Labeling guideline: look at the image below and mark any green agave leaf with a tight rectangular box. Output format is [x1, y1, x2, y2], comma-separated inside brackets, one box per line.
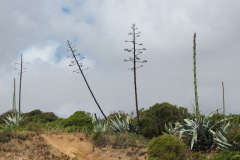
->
[193, 129, 198, 143]
[191, 135, 195, 150]
[3, 112, 26, 126]
[164, 109, 232, 151]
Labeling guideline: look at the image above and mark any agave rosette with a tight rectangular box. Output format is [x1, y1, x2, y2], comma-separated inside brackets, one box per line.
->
[164, 109, 232, 150]
[4, 112, 26, 126]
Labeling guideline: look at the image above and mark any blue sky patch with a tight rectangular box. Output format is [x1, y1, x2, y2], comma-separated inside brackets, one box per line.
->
[56, 46, 66, 61]
[62, 7, 71, 14]
[84, 17, 95, 25]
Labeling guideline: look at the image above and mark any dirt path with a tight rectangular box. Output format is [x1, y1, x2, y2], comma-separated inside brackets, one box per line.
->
[42, 133, 98, 160]
[42, 133, 148, 160]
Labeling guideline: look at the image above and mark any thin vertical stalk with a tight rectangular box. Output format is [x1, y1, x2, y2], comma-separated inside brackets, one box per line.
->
[19, 54, 23, 114]
[94, 113, 99, 123]
[132, 26, 140, 124]
[193, 33, 199, 116]
[222, 81, 225, 115]
[13, 78, 16, 113]
[124, 24, 146, 125]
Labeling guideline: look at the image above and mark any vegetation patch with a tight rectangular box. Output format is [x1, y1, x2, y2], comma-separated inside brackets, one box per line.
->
[148, 134, 189, 160]
[138, 102, 192, 138]
[60, 111, 93, 132]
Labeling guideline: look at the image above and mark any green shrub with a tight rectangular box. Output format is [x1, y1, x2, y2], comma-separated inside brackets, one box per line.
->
[211, 114, 240, 127]
[208, 150, 240, 160]
[65, 126, 89, 132]
[234, 133, 240, 148]
[44, 119, 64, 129]
[92, 131, 110, 147]
[23, 109, 59, 124]
[191, 152, 207, 160]
[226, 125, 240, 151]
[112, 132, 146, 149]
[27, 109, 42, 116]
[60, 111, 93, 131]
[138, 102, 192, 138]
[15, 132, 30, 141]
[228, 114, 240, 126]
[210, 114, 226, 124]
[0, 129, 13, 143]
[146, 158, 159, 160]
[25, 122, 42, 132]
[148, 134, 189, 160]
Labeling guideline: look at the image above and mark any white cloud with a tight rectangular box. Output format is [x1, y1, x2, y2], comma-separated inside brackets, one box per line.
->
[22, 42, 60, 63]
[1, 0, 240, 117]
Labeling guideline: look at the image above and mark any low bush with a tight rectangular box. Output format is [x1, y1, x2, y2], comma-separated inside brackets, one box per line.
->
[211, 113, 240, 127]
[25, 122, 42, 132]
[44, 119, 64, 130]
[190, 152, 207, 160]
[146, 158, 159, 160]
[60, 111, 93, 132]
[226, 125, 240, 151]
[138, 102, 192, 138]
[92, 131, 146, 149]
[0, 127, 32, 143]
[22, 109, 59, 124]
[65, 126, 90, 132]
[112, 132, 146, 149]
[148, 134, 189, 160]
[92, 131, 110, 147]
[0, 129, 13, 143]
[208, 150, 240, 160]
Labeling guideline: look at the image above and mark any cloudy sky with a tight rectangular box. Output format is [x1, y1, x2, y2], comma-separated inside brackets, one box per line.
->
[1, 0, 240, 118]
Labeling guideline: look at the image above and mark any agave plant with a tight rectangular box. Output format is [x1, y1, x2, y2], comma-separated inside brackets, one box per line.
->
[92, 112, 136, 133]
[4, 112, 26, 126]
[92, 119, 109, 133]
[109, 113, 136, 133]
[209, 122, 232, 149]
[164, 109, 232, 150]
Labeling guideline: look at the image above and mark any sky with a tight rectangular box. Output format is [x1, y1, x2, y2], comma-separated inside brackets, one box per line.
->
[0, 0, 240, 118]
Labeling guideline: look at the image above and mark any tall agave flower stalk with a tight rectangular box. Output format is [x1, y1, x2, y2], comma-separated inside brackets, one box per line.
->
[66, 40, 107, 120]
[4, 79, 26, 127]
[193, 33, 200, 116]
[124, 24, 147, 125]
[222, 81, 225, 115]
[164, 33, 232, 151]
[12, 78, 16, 113]
[15, 54, 28, 114]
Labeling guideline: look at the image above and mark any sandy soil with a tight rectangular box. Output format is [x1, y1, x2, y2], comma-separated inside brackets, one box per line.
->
[42, 133, 148, 160]
[0, 132, 70, 160]
[0, 132, 148, 160]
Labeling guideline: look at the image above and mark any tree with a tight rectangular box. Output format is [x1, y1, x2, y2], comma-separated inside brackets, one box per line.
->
[66, 41, 107, 120]
[124, 24, 147, 125]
